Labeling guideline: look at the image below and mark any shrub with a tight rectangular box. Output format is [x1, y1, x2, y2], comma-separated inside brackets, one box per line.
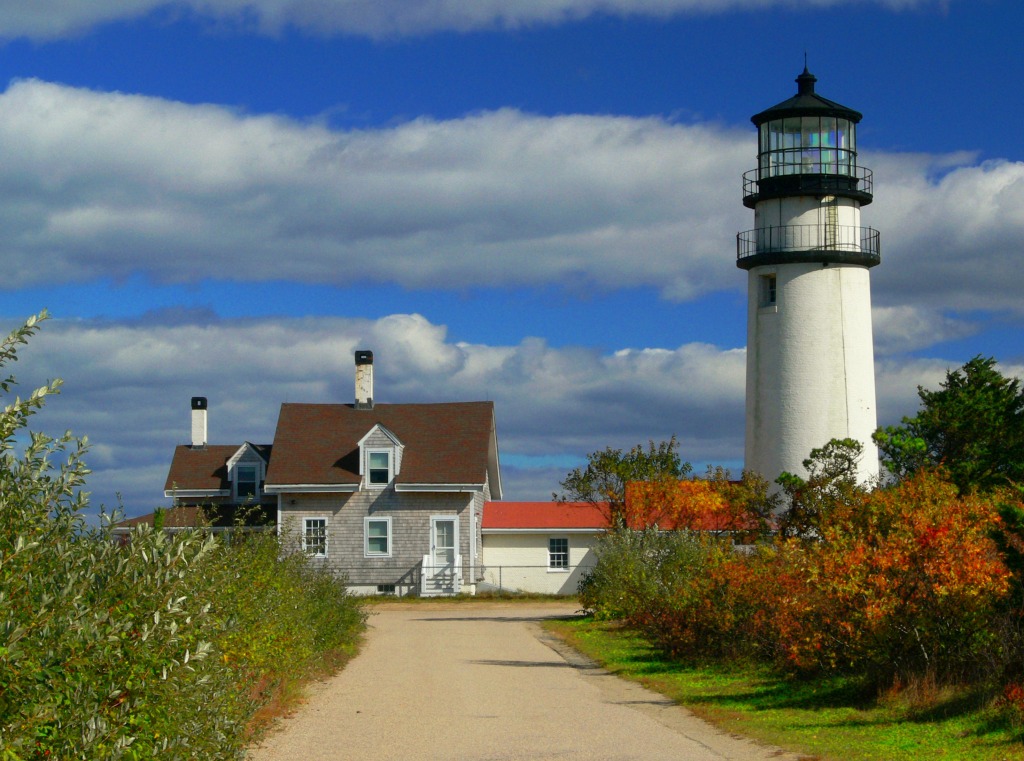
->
[579, 528, 676, 621]
[0, 314, 366, 759]
[785, 471, 1011, 682]
[581, 465, 1013, 690]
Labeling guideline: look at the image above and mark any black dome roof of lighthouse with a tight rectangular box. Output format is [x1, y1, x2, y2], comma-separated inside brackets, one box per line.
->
[751, 68, 862, 125]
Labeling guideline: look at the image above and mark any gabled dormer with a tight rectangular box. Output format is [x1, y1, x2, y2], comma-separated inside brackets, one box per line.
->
[226, 442, 271, 501]
[356, 424, 404, 489]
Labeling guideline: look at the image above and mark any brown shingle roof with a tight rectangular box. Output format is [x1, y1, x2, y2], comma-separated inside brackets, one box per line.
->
[265, 402, 495, 487]
[114, 504, 275, 530]
[117, 506, 208, 529]
[163, 443, 271, 494]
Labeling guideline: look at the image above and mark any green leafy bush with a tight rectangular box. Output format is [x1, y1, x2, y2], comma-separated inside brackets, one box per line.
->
[0, 314, 366, 759]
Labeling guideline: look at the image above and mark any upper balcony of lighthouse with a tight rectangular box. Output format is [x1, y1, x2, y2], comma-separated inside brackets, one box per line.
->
[742, 68, 873, 209]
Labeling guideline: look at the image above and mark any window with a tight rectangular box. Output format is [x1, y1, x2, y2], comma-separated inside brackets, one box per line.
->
[548, 538, 569, 570]
[376, 584, 397, 595]
[303, 518, 327, 557]
[759, 274, 777, 308]
[235, 464, 258, 500]
[367, 450, 391, 487]
[365, 517, 392, 557]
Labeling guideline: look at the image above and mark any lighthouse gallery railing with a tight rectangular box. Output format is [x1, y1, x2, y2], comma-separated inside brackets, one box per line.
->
[737, 224, 880, 262]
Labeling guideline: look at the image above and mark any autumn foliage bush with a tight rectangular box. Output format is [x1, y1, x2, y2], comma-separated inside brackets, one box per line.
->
[582, 469, 1019, 689]
[778, 472, 1011, 681]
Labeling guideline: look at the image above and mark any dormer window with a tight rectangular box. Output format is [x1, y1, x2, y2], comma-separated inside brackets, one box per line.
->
[358, 424, 403, 491]
[236, 464, 259, 499]
[368, 451, 391, 486]
[227, 442, 268, 502]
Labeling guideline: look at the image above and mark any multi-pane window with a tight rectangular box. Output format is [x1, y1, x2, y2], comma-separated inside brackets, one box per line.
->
[548, 538, 569, 570]
[365, 517, 391, 557]
[368, 451, 391, 486]
[236, 464, 258, 500]
[303, 518, 327, 557]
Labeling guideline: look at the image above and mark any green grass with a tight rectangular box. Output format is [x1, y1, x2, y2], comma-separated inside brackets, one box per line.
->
[544, 617, 1024, 761]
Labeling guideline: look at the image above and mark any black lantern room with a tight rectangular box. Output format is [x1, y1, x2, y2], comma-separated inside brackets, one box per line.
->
[742, 67, 873, 209]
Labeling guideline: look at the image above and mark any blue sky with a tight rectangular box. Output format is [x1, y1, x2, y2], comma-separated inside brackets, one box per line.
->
[2, 0, 1022, 515]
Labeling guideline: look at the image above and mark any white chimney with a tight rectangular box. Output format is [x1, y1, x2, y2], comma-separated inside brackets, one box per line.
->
[191, 396, 208, 447]
[355, 351, 373, 410]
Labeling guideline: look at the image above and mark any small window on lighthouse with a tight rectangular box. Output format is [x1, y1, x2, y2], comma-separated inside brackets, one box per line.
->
[759, 275, 777, 307]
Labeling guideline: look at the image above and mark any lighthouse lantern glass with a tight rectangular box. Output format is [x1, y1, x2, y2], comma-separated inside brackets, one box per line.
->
[759, 116, 856, 178]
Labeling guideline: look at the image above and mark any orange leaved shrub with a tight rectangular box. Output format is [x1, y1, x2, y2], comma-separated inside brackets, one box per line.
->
[583, 469, 1015, 685]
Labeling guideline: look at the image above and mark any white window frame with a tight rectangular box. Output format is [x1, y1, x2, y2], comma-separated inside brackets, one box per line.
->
[366, 448, 393, 488]
[548, 537, 569, 571]
[365, 516, 392, 558]
[303, 517, 328, 558]
[234, 463, 260, 502]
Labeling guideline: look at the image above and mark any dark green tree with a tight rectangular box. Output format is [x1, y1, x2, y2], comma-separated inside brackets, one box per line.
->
[556, 436, 691, 527]
[873, 356, 1024, 493]
[776, 438, 866, 538]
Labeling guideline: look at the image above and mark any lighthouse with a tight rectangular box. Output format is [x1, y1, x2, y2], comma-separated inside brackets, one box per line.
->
[738, 68, 880, 485]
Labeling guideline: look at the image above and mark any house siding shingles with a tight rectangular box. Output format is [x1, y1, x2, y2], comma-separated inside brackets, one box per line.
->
[280, 488, 480, 593]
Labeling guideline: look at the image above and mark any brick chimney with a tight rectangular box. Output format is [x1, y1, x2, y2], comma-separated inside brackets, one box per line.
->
[191, 397, 208, 448]
[355, 351, 373, 410]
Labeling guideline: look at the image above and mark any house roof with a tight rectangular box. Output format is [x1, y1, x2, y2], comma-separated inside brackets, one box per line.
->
[482, 501, 608, 531]
[624, 480, 763, 532]
[114, 503, 275, 531]
[117, 506, 207, 530]
[264, 401, 501, 496]
[163, 443, 272, 495]
[483, 482, 764, 533]
[164, 444, 237, 494]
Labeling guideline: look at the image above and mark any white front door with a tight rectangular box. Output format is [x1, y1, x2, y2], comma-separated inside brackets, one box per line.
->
[426, 517, 458, 595]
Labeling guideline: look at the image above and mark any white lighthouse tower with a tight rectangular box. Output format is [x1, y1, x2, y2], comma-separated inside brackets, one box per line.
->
[739, 68, 880, 485]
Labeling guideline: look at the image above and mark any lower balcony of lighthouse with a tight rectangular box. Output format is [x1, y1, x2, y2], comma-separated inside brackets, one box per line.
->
[736, 224, 880, 270]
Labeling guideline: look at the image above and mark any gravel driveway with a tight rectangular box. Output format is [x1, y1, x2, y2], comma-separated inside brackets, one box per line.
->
[247, 602, 804, 761]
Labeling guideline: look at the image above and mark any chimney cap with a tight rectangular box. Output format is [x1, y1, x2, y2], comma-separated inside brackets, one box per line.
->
[355, 350, 373, 365]
[191, 396, 208, 410]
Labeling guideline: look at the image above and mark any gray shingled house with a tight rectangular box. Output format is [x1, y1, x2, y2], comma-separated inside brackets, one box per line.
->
[160, 351, 502, 596]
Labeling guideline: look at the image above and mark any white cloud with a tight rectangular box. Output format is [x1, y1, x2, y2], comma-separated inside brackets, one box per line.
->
[869, 152, 1024, 314]
[8, 77, 1024, 331]
[871, 305, 978, 356]
[0, 79, 749, 299]
[0, 0, 955, 41]
[8, 311, 984, 515]
[10, 312, 747, 512]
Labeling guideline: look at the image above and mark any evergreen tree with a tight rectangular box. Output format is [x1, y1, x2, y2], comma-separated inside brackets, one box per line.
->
[874, 356, 1024, 493]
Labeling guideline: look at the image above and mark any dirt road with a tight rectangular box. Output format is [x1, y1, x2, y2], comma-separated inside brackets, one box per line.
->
[247, 602, 803, 761]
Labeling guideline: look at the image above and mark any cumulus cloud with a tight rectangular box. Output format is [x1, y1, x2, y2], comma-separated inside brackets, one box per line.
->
[868, 152, 1024, 314]
[871, 305, 978, 356]
[6, 78, 1024, 331]
[7, 311, 996, 516]
[0, 79, 748, 300]
[11, 312, 747, 513]
[0, 0, 955, 41]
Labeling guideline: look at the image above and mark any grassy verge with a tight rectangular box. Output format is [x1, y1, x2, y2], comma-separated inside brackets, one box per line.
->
[246, 638, 363, 738]
[543, 617, 1024, 761]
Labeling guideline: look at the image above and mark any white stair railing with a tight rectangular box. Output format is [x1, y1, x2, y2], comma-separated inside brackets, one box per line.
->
[420, 554, 462, 596]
